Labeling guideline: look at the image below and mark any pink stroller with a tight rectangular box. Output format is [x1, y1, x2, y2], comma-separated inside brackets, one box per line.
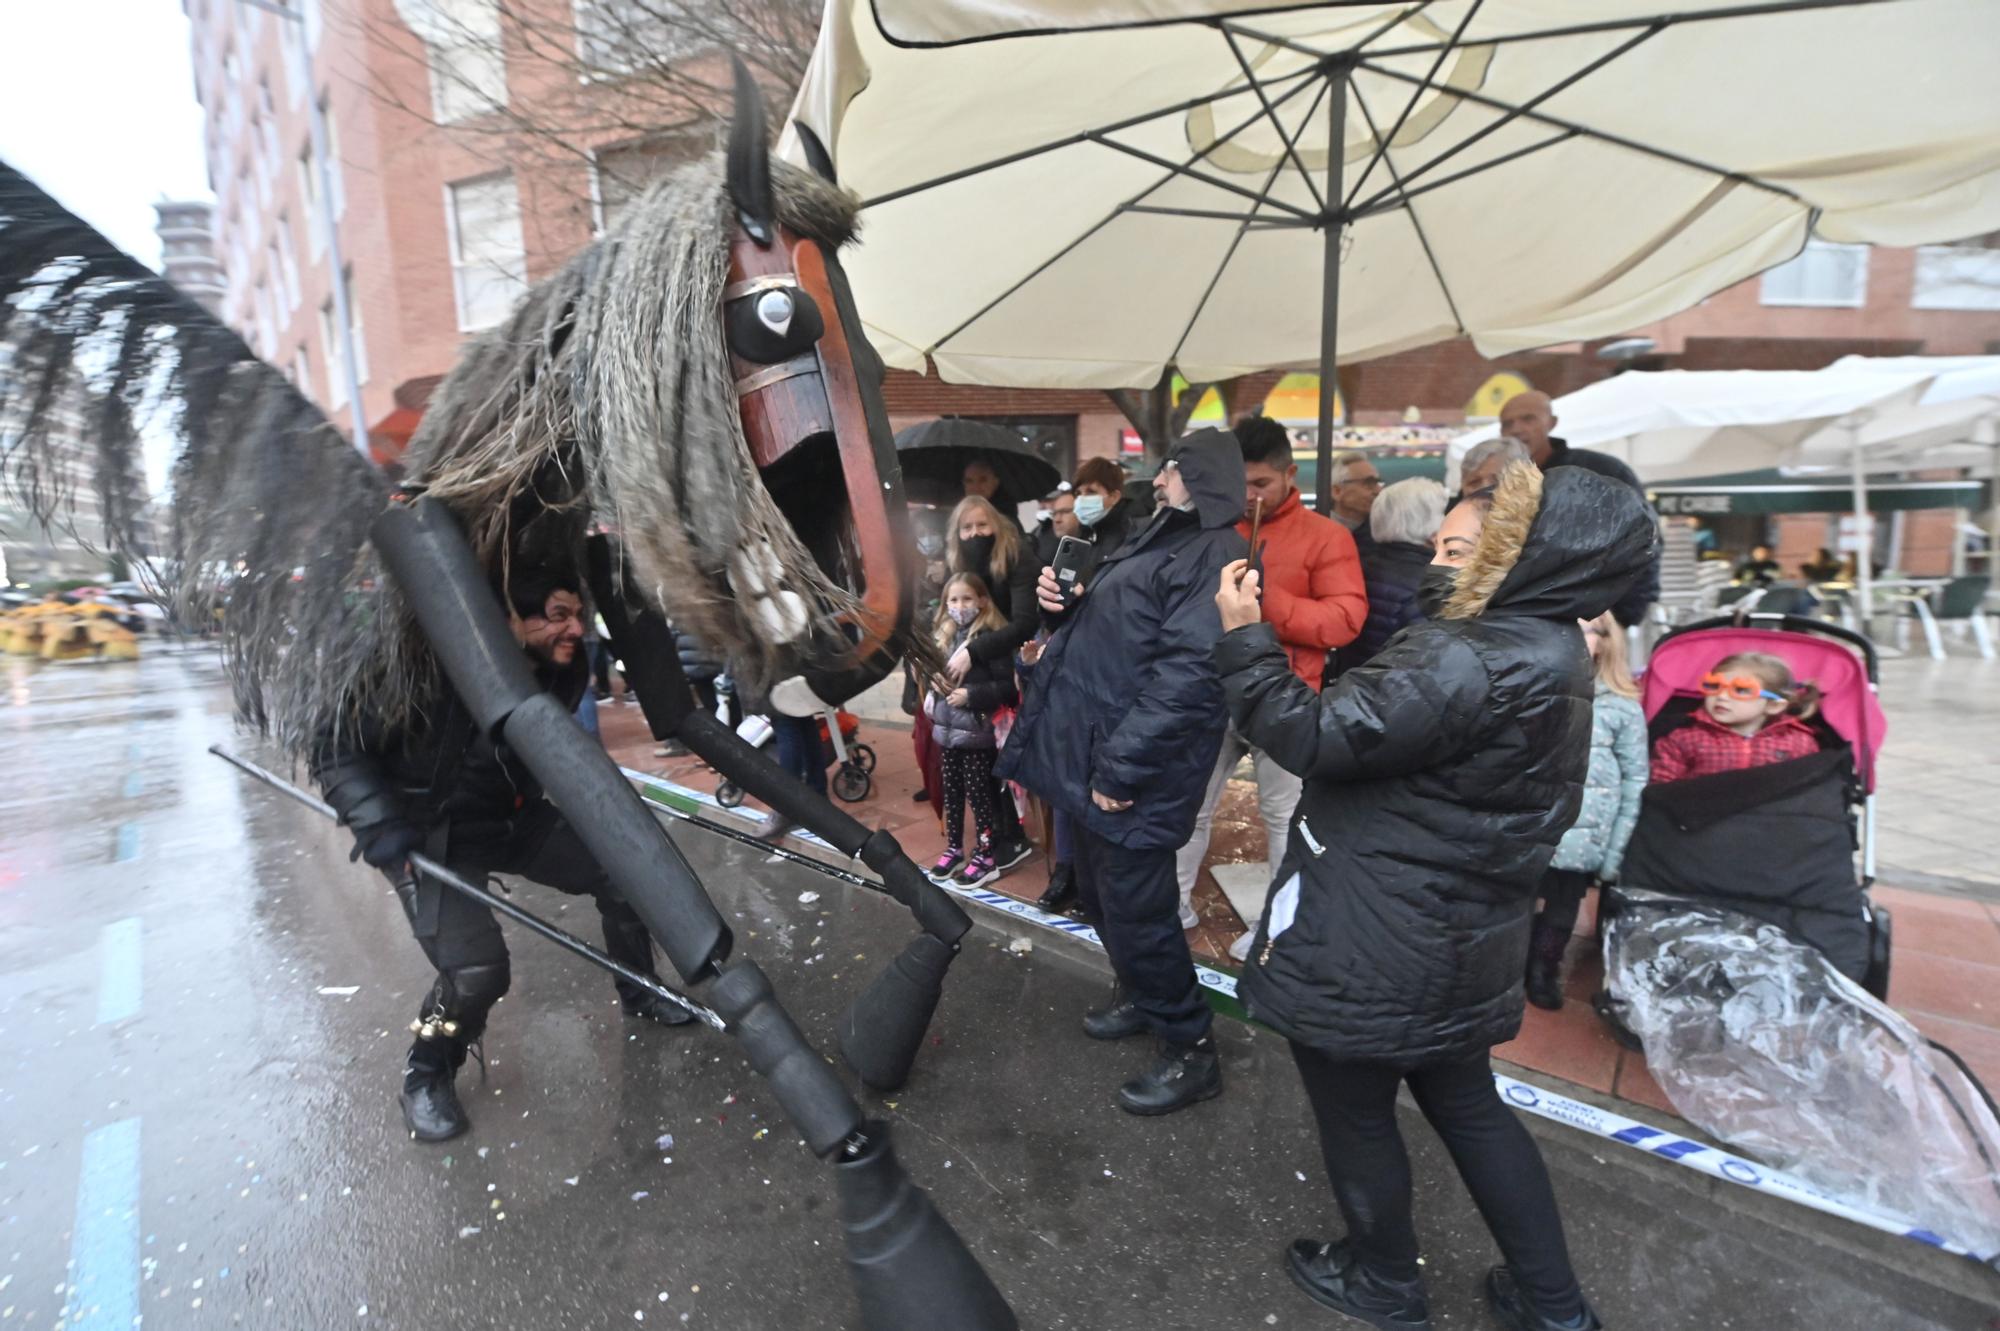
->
[1607, 611, 1892, 997]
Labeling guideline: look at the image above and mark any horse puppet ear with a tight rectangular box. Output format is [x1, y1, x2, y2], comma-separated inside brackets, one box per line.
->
[793, 123, 838, 185]
[726, 55, 775, 246]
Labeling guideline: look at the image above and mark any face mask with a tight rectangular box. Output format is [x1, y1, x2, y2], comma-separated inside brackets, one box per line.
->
[1417, 564, 1460, 618]
[1074, 495, 1107, 527]
[947, 604, 977, 626]
[959, 534, 996, 570]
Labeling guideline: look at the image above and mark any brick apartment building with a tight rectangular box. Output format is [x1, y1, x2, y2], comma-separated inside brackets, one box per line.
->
[186, 0, 2000, 560]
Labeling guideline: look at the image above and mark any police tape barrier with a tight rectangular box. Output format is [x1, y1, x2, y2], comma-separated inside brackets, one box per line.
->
[630, 774, 1995, 1268]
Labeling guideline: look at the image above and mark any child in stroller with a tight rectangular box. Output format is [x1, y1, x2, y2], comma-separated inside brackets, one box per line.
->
[1604, 615, 1891, 996]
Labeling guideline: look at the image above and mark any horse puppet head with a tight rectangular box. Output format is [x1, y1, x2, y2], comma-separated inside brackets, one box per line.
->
[405, 60, 921, 720]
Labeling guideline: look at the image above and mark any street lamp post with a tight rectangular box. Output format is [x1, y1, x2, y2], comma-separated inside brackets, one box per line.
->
[237, 0, 371, 468]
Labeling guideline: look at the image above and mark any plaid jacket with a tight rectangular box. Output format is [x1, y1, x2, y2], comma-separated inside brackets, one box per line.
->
[1651, 711, 1819, 784]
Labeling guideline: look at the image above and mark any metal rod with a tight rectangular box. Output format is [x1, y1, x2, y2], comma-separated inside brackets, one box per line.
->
[1220, 25, 1324, 211]
[1356, 51, 1803, 206]
[1350, 23, 1664, 215]
[208, 745, 725, 1030]
[860, 65, 1319, 210]
[1315, 61, 1351, 515]
[1349, 80, 1466, 338]
[1360, 0, 1900, 58]
[1349, 129, 1577, 221]
[1341, 0, 1485, 213]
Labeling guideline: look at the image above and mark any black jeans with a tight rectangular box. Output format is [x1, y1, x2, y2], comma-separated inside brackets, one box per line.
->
[1074, 824, 1211, 1045]
[1288, 1043, 1586, 1320]
[413, 803, 665, 1017]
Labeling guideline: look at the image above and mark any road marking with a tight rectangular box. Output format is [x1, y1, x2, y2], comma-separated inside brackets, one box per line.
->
[64, 1118, 140, 1330]
[96, 918, 142, 1026]
[112, 822, 141, 862]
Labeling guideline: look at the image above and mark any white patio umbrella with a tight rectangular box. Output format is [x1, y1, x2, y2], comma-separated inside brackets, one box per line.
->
[1447, 358, 2000, 622]
[781, 0, 2000, 508]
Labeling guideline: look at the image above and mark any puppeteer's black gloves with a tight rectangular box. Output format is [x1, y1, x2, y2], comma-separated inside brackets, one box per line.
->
[352, 818, 425, 870]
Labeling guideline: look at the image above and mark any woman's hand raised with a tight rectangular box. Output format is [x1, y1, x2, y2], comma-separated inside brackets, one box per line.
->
[1216, 559, 1262, 632]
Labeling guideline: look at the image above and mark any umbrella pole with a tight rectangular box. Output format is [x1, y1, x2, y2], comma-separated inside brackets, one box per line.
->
[1315, 61, 1353, 514]
[1853, 436, 1873, 637]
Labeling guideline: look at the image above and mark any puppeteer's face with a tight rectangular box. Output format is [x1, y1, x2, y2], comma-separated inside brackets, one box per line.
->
[519, 590, 586, 667]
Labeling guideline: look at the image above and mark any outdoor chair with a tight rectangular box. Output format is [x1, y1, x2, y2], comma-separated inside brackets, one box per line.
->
[1894, 575, 1994, 660]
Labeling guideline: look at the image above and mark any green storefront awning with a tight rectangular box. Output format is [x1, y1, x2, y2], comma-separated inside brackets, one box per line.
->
[1649, 469, 1988, 516]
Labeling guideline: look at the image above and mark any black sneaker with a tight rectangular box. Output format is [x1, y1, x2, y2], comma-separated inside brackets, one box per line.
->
[1286, 1239, 1432, 1330]
[1116, 1035, 1222, 1116]
[1484, 1267, 1602, 1331]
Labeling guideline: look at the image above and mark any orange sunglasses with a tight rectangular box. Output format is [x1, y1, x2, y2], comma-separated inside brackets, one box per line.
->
[1700, 672, 1786, 703]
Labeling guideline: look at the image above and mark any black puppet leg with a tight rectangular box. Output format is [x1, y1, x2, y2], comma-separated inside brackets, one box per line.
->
[399, 871, 512, 1141]
[371, 497, 1014, 1328]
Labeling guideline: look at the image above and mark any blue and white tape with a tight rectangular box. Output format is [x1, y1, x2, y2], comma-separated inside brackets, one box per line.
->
[630, 773, 1993, 1267]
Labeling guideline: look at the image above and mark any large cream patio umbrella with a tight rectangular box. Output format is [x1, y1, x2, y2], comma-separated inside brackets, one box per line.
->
[780, 0, 2000, 507]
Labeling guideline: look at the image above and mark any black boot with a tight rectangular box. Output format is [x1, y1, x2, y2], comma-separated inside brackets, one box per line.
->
[1082, 985, 1147, 1041]
[399, 1042, 470, 1143]
[1116, 1034, 1222, 1115]
[622, 988, 696, 1026]
[1035, 862, 1077, 912]
[1286, 1239, 1432, 1330]
[1485, 1266, 1602, 1331]
[1524, 921, 1570, 1012]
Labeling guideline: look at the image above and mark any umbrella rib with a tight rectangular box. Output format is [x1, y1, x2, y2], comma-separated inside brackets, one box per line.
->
[1220, 3, 1431, 64]
[1086, 136, 1318, 221]
[1219, 24, 1324, 212]
[1361, 0, 1904, 58]
[1349, 79, 1468, 339]
[1358, 52, 1806, 205]
[1342, 0, 1485, 213]
[861, 65, 1320, 210]
[1125, 204, 1313, 225]
[929, 71, 1327, 353]
[1349, 128, 1578, 220]
[1346, 23, 1663, 215]
[1170, 78, 1336, 366]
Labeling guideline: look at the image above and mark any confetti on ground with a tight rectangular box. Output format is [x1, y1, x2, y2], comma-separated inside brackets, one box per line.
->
[1007, 936, 1033, 955]
[564, 1177, 580, 1186]
[477, 1148, 490, 1159]
[317, 986, 360, 996]
[1296, 1171, 1307, 1182]
[797, 891, 820, 904]
[632, 1191, 650, 1201]
[458, 1227, 481, 1239]
[655, 1134, 674, 1151]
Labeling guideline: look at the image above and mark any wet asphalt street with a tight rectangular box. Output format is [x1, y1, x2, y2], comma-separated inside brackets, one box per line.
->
[2, 652, 1995, 1331]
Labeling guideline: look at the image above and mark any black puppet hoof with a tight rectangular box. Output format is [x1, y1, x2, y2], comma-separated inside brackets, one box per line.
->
[622, 991, 696, 1027]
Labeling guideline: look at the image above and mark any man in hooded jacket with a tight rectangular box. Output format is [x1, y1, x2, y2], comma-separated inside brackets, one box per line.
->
[1000, 428, 1248, 1115]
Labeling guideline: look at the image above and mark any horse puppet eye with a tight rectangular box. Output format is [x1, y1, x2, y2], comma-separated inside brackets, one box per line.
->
[727, 282, 824, 365]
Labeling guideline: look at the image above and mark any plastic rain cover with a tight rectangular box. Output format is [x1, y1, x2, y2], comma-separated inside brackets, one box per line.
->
[1603, 889, 2000, 1266]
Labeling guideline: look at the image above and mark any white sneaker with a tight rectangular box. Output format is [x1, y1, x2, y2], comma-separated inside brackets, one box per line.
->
[1179, 902, 1199, 930]
[1227, 931, 1254, 964]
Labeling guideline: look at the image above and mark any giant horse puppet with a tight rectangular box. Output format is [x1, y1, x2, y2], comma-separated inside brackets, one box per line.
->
[0, 66, 1015, 1330]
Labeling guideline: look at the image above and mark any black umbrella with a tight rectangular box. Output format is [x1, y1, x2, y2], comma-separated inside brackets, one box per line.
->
[894, 418, 1062, 509]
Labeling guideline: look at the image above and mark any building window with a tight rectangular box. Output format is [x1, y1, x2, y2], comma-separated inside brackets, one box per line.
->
[1912, 236, 2000, 312]
[446, 173, 529, 330]
[318, 267, 367, 407]
[319, 94, 346, 218]
[280, 10, 307, 102]
[590, 134, 698, 234]
[273, 213, 299, 308]
[1759, 239, 1869, 308]
[294, 144, 322, 259]
[293, 346, 314, 401]
[572, 0, 703, 78]
[408, 0, 507, 123]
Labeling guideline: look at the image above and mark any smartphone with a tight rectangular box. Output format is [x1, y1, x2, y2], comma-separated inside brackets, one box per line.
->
[1243, 496, 1266, 583]
[1050, 535, 1093, 605]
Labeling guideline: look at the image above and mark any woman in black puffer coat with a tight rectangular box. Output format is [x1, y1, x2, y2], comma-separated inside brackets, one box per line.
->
[1213, 462, 1654, 1331]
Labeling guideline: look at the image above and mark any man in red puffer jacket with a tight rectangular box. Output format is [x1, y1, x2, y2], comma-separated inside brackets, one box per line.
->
[1174, 416, 1367, 951]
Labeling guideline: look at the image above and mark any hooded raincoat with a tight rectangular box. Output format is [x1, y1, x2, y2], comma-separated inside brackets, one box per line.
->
[1216, 464, 1656, 1064]
[999, 429, 1248, 851]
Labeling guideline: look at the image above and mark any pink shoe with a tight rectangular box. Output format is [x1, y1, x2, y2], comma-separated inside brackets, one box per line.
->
[957, 852, 999, 888]
[928, 849, 966, 883]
